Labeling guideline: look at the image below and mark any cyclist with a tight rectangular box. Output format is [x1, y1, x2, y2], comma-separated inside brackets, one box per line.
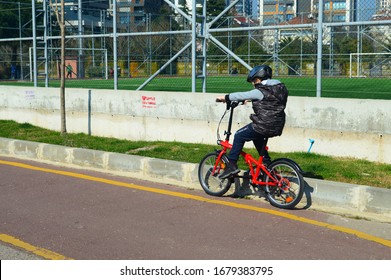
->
[216, 65, 289, 179]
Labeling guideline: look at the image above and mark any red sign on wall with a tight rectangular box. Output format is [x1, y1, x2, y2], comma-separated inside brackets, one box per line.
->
[142, 96, 156, 108]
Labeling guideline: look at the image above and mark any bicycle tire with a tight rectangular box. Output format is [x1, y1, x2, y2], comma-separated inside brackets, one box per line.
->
[198, 152, 232, 196]
[263, 158, 304, 209]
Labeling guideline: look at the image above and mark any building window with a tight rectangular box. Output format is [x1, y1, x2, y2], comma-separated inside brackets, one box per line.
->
[120, 16, 130, 24]
[333, 14, 346, 21]
[333, 2, 346, 10]
[264, 4, 276, 13]
[325, 1, 346, 11]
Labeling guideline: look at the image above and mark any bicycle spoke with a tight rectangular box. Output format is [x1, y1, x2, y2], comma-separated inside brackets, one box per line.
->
[198, 152, 232, 196]
[264, 159, 304, 209]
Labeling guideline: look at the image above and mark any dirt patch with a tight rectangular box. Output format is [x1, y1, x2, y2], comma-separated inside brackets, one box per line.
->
[126, 145, 158, 154]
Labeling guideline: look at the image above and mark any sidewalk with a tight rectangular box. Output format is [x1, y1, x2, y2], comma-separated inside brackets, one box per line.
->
[0, 242, 43, 260]
[1, 137, 391, 223]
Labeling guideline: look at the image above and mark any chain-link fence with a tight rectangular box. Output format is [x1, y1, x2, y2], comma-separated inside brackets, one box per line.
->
[0, 0, 390, 98]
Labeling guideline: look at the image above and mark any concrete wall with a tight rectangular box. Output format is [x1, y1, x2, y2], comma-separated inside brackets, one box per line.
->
[0, 86, 390, 164]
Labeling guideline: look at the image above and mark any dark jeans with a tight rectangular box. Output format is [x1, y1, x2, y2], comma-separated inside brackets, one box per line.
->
[228, 123, 271, 163]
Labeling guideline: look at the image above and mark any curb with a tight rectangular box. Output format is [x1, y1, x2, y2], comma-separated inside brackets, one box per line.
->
[1, 137, 390, 222]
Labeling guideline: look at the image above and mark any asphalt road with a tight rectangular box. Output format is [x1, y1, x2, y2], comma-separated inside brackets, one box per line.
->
[1, 156, 391, 260]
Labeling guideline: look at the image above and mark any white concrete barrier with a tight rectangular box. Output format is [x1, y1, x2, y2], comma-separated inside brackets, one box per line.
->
[0, 86, 390, 163]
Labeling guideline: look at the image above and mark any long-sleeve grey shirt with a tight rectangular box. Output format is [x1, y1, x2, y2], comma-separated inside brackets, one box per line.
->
[228, 79, 282, 102]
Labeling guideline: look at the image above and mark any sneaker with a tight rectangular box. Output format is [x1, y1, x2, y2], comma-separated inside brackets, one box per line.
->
[219, 162, 240, 179]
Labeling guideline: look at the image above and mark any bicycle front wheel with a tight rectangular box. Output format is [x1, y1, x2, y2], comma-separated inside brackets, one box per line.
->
[264, 158, 304, 209]
[198, 152, 232, 196]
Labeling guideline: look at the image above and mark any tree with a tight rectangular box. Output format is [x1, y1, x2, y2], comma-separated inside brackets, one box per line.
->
[49, 0, 67, 135]
[233, 31, 268, 61]
[0, 0, 32, 78]
[207, 0, 226, 18]
[151, 19, 180, 74]
[144, 0, 166, 14]
[279, 34, 317, 74]
[204, 0, 227, 27]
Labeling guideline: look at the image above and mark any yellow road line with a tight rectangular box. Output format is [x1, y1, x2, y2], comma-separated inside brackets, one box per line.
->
[0, 233, 72, 260]
[1, 159, 391, 251]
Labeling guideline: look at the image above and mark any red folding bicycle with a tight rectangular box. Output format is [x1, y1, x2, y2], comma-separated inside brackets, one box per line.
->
[198, 100, 305, 209]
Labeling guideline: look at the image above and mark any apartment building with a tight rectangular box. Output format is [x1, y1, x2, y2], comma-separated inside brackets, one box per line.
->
[62, 0, 111, 33]
[255, 1, 377, 25]
[312, 0, 355, 22]
[374, 0, 391, 17]
[61, 0, 388, 31]
[117, 0, 145, 25]
[259, 0, 296, 25]
[64, 0, 145, 30]
[377, 0, 391, 11]
[170, 0, 203, 10]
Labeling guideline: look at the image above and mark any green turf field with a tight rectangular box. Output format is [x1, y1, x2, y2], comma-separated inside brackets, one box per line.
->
[3, 75, 391, 99]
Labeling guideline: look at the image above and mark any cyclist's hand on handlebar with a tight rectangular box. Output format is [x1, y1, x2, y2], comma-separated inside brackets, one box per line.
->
[216, 96, 226, 103]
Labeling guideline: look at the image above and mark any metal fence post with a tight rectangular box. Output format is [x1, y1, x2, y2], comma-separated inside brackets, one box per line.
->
[113, 0, 118, 90]
[31, 0, 37, 87]
[88, 89, 91, 135]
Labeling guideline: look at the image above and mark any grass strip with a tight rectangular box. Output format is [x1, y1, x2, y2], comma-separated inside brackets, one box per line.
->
[0, 120, 390, 189]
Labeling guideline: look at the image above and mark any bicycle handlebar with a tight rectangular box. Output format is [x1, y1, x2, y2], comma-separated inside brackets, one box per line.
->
[215, 99, 240, 110]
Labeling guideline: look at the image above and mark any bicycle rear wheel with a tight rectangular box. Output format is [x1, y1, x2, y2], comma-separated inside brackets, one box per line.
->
[263, 158, 304, 209]
[198, 152, 232, 196]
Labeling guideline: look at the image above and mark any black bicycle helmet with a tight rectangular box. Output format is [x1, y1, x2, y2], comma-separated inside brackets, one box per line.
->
[247, 65, 272, 82]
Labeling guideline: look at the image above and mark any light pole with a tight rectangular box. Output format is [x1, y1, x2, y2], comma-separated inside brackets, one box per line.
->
[316, 0, 324, 98]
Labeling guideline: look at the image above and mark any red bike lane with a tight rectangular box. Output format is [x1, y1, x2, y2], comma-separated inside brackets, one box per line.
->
[0, 156, 390, 260]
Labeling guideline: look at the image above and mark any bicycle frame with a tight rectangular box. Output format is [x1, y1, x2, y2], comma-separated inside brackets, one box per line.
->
[214, 140, 279, 187]
[212, 101, 279, 188]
